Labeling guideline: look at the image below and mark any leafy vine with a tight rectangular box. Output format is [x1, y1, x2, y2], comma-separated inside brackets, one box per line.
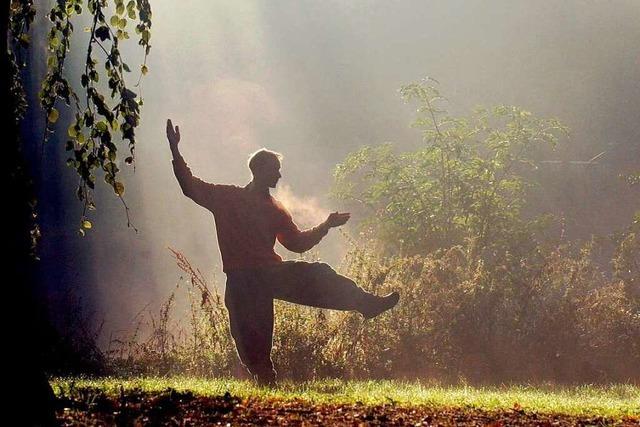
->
[12, 0, 152, 234]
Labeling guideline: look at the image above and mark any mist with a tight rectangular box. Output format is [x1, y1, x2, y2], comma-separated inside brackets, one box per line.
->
[31, 1, 639, 343]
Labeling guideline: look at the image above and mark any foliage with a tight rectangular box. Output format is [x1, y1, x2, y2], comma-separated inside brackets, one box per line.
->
[333, 78, 567, 262]
[9, 0, 152, 233]
[315, 80, 637, 383]
[612, 214, 640, 302]
[106, 250, 236, 377]
[611, 171, 640, 301]
[106, 247, 640, 384]
[8, 1, 40, 252]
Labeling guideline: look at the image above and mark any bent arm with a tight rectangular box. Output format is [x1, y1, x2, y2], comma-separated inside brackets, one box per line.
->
[171, 147, 215, 208]
[277, 214, 330, 253]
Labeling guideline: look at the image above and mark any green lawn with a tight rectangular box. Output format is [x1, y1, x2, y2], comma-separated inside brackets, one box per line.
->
[52, 377, 639, 419]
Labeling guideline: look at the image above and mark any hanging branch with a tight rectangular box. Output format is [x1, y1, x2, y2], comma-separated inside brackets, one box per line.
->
[38, 0, 152, 234]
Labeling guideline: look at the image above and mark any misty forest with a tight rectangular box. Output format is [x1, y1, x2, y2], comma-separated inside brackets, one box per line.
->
[5, 1, 639, 426]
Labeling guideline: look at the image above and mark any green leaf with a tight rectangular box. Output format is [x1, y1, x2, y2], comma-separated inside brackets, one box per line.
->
[96, 121, 108, 132]
[95, 26, 110, 41]
[114, 182, 125, 196]
[19, 33, 31, 47]
[110, 15, 119, 26]
[82, 220, 92, 229]
[122, 88, 137, 100]
[49, 35, 60, 49]
[141, 64, 148, 75]
[48, 108, 59, 123]
[116, 3, 125, 15]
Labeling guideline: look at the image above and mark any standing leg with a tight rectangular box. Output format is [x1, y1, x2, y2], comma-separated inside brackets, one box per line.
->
[224, 271, 277, 384]
[266, 261, 397, 317]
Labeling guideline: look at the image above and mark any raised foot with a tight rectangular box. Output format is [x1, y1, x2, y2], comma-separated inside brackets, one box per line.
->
[361, 291, 400, 320]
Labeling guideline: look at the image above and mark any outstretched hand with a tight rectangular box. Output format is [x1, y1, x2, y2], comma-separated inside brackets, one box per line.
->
[325, 211, 350, 228]
[166, 119, 180, 148]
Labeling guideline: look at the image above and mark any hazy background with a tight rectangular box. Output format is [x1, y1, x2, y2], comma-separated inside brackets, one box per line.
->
[29, 1, 639, 340]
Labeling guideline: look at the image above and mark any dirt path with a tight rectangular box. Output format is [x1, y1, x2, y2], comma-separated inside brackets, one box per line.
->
[56, 388, 638, 426]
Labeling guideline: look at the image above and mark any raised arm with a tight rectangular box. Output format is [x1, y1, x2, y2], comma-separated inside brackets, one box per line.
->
[277, 209, 350, 253]
[167, 119, 215, 208]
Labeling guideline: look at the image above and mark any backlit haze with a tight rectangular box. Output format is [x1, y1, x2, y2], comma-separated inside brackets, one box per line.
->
[30, 1, 639, 341]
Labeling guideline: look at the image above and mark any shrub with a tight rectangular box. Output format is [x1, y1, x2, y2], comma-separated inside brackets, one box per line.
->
[106, 245, 639, 384]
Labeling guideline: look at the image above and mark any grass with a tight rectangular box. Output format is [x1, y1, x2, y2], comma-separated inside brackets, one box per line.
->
[51, 376, 639, 419]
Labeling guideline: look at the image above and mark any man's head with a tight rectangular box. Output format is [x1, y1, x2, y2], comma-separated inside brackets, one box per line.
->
[248, 148, 282, 188]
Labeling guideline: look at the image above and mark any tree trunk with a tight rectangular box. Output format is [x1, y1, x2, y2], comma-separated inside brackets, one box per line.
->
[3, 4, 57, 425]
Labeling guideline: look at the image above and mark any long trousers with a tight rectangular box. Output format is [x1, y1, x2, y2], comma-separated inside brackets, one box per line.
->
[224, 260, 379, 383]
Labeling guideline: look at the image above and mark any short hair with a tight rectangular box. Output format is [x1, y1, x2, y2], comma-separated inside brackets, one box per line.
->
[248, 148, 283, 174]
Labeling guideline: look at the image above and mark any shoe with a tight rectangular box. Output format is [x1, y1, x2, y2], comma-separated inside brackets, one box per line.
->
[252, 365, 277, 387]
[256, 375, 277, 388]
[361, 291, 400, 319]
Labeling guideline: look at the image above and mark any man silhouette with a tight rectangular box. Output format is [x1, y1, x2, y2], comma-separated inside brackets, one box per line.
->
[167, 119, 399, 384]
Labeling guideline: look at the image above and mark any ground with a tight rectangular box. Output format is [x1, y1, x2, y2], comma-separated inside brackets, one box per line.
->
[52, 377, 639, 426]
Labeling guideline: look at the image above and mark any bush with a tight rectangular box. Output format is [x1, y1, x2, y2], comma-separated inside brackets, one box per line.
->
[333, 78, 567, 260]
[106, 244, 639, 384]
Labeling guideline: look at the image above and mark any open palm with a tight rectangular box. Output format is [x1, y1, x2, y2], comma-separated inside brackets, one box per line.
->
[166, 119, 180, 147]
[326, 212, 350, 228]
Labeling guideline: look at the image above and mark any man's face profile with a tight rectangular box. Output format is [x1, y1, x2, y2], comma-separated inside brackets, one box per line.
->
[257, 157, 281, 188]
